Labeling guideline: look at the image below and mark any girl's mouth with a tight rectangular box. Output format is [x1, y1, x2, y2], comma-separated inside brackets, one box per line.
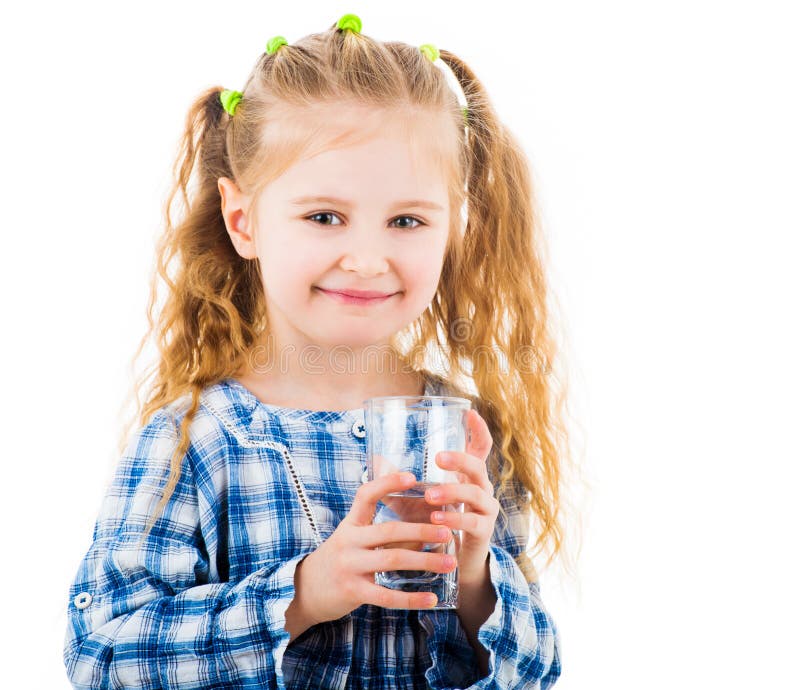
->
[315, 287, 399, 306]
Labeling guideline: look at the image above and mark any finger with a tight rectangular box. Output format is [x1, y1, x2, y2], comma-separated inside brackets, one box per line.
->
[435, 449, 494, 495]
[429, 508, 484, 533]
[361, 583, 440, 610]
[347, 472, 416, 526]
[377, 491, 434, 524]
[378, 536, 451, 553]
[364, 547, 456, 577]
[425, 482, 499, 516]
[465, 409, 493, 462]
[359, 521, 453, 549]
[382, 541, 427, 551]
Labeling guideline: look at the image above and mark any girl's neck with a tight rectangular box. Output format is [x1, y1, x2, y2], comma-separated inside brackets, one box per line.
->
[233, 366, 427, 412]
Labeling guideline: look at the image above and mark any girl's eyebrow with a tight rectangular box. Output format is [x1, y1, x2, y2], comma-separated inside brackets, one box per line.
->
[290, 195, 444, 212]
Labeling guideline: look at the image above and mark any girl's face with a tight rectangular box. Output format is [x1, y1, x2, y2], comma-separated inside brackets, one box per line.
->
[220, 113, 452, 352]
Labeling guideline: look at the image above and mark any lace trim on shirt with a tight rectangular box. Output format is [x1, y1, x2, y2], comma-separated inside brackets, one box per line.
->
[201, 397, 325, 548]
[276, 442, 324, 549]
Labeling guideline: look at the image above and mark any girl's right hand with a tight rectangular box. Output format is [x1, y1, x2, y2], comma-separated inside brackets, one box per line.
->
[299, 472, 456, 625]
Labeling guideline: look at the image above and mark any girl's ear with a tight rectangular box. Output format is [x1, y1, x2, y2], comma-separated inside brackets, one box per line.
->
[218, 176, 258, 259]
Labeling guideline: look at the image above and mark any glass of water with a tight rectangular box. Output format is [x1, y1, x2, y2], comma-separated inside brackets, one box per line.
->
[363, 394, 471, 609]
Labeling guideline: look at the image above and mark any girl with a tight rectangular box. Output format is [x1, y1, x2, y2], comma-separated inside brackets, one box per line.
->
[64, 13, 572, 689]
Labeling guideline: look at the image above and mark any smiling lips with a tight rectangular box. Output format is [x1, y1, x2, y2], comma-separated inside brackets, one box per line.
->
[316, 287, 399, 305]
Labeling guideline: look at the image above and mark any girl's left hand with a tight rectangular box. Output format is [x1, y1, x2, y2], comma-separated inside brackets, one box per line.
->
[426, 409, 500, 582]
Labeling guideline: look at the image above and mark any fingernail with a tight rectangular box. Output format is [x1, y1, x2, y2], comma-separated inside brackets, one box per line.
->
[433, 513, 445, 523]
[436, 526, 449, 538]
[428, 489, 442, 500]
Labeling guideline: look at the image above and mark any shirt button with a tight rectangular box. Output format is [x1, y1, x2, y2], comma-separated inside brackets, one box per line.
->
[351, 420, 366, 438]
[74, 592, 92, 609]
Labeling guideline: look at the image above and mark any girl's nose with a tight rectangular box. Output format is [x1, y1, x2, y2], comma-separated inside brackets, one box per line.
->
[339, 234, 391, 277]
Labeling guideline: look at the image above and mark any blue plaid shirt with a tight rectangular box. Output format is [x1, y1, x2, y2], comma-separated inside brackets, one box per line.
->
[64, 376, 561, 689]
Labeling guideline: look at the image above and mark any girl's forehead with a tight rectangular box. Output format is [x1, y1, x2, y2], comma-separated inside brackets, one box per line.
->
[258, 148, 449, 214]
[257, 102, 457, 190]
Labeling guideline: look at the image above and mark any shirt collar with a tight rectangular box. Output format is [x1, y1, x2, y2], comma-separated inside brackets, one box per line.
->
[198, 374, 443, 446]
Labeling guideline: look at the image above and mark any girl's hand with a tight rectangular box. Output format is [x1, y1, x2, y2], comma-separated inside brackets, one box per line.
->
[426, 409, 500, 581]
[300, 472, 457, 623]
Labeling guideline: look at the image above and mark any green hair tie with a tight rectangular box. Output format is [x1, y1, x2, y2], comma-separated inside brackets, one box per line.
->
[266, 35, 288, 55]
[220, 89, 243, 116]
[336, 13, 362, 33]
[419, 44, 439, 62]
[462, 105, 468, 123]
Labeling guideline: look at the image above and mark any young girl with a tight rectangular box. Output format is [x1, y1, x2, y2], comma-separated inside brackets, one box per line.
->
[64, 13, 573, 689]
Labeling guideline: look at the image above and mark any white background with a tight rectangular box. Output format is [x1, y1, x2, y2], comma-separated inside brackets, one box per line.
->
[1, 1, 797, 686]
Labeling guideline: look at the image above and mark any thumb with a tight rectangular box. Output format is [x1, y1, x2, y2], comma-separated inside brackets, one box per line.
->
[347, 471, 416, 526]
[466, 409, 493, 461]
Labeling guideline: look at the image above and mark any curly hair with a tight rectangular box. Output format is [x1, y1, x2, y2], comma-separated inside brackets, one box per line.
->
[119, 19, 586, 585]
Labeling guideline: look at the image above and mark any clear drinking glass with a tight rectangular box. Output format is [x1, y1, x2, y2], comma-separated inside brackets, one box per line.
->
[363, 394, 471, 609]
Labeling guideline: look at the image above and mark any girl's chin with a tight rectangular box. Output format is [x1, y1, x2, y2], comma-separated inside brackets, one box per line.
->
[305, 314, 404, 344]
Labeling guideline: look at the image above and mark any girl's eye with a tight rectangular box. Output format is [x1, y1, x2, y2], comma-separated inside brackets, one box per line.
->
[391, 215, 424, 230]
[306, 212, 343, 226]
[304, 212, 425, 231]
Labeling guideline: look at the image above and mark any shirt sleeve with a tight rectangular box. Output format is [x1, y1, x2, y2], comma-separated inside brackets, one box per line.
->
[416, 466, 562, 690]
[63, 408, 306, 690]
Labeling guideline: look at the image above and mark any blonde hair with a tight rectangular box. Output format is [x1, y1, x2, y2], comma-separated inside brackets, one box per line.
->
[121, 20, 586, 584]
